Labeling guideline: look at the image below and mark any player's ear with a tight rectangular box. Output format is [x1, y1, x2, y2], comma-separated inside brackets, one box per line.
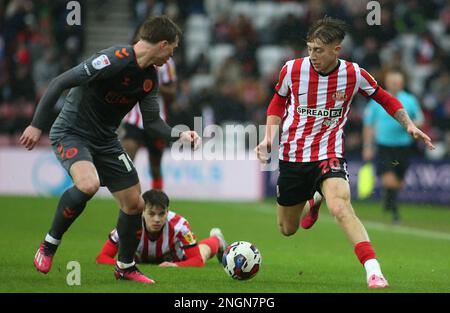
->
[334, 44, 342, 54]
[159, 40, 169, 50]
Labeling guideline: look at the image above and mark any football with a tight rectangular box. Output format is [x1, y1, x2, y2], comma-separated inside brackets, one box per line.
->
[222, 241, 262, 280]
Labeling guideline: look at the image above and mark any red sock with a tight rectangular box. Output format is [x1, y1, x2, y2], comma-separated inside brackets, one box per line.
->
[354, 241, 376, 265]
[152, 177, 163, 190]
[199, 236, 220, 258]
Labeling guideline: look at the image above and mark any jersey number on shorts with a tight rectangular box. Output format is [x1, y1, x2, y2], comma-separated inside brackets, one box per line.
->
[118, 153, 133, 172]
[318, 158, 341, 175]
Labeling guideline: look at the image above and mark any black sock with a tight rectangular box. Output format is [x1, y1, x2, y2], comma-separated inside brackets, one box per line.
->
[48, 186, 93, 242]
[384, 188, 399, 215]
[116, 210, 142, 265]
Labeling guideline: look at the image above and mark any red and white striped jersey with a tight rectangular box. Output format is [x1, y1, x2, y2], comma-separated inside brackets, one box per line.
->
[109, 211, 196, 263]
[122, 57, 177, 128]
[275, 57, 378, 162]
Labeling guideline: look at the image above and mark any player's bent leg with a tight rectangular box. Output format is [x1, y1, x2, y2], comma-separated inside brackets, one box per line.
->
[321, 177, 388, 288]
[300, 192, 323, 229]
[70, 160, 101, 195]
[34, 161, 99, 274]
[277, 202, 306, 236]
[112, 183, 144, 215]
[198, 243, 212, 264]
[112, 184, 154, 284]
[321, 178, 368, 244]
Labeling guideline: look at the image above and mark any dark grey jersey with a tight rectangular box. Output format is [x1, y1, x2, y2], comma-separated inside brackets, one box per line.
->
[31, 45, 178, 145]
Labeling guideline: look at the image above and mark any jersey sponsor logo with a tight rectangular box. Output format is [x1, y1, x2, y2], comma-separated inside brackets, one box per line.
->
[297, 106, 343, 118]
[182, 231, 196, 245]
[332, 90, 348, 101]
[104, 90, 134, 105]
[92, 54, 111, 70]
[143, 79, 153, 92]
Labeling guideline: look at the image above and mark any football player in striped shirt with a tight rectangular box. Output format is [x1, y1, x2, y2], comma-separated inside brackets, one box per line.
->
[255, 17, 434, 288]
[96, 189, 227, 267]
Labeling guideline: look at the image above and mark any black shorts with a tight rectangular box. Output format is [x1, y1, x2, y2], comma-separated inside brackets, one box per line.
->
[52, 134, 139, 193]
[120, 123, 166, 157]
[376, 144, 412, 180]
[277, 158, 349, 206]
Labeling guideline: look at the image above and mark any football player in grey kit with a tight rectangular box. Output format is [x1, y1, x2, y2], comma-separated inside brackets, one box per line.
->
[20, 16, 200, 284]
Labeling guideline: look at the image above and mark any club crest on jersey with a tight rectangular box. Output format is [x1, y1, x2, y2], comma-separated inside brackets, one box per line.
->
[183, 231, 196, 245]
[332, 90, 347, 101]
[92, 54, 110, 70]
[143, 79, 153, 92]
[322, 118, 339, 127]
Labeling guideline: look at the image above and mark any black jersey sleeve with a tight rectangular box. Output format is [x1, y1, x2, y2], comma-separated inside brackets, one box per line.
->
[31, 47, 128, 130]
[139, 85, 183, 142]
[31, 64, 86, 130]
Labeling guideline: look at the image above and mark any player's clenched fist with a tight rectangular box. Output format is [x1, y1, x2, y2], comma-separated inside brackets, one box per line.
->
[20, 125, 42, 151]
[255, 139, 271, 163]
[179, 130, 201, 150]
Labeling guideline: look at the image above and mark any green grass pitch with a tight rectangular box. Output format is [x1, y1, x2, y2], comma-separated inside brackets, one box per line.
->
[0, 195, 449, 293]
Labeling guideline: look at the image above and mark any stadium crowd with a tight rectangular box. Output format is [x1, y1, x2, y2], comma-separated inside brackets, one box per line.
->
[1, 0, 449, 159]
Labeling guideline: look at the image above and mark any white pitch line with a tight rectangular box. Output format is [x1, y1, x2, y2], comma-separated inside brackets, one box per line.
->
[254, 203, 450, 241]
[356, 220, 450, 241]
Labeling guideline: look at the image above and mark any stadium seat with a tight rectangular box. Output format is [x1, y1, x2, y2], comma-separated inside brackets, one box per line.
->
[186, 14, 212, 32]
[190, 74, 215, 93]
[256, 45, 293, 77]
[231, 1, 254, 19]
[208, 44, 235, 75]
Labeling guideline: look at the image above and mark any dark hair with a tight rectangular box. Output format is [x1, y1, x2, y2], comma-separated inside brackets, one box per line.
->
[139, 15, 182, 44]
[142, 189, 170, 210]
[306, 16, 348, 44]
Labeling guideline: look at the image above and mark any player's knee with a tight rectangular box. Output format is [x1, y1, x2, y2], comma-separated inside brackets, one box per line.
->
[122, 194, 144, 215]
[76, 178, 100, 196]
[328, 199, 352, 221]
[278, 223, 298, 236]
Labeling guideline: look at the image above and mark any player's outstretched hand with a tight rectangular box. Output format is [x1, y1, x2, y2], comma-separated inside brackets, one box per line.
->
[254, 139, 271, 163]
[179, 131, 201, 150]
[159, 261, 178, 267]
[407, 125, 435, 150]
[20, 125, 42, 151]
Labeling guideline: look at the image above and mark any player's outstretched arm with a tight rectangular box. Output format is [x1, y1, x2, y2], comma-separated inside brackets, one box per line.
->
[394, 109, 435, 150]
[160, 245, 204, 267]
[369, 86, 434, 150]
[140, 91, 201, 149]
[20, 66, 87, 150]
